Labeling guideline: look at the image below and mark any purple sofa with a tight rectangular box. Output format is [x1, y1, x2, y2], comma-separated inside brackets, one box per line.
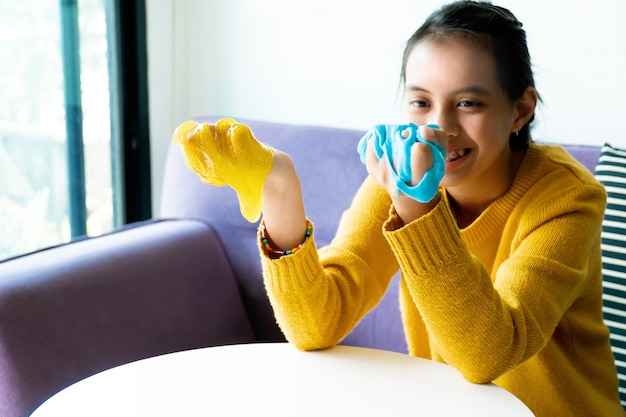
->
[0, 117, 604, 417]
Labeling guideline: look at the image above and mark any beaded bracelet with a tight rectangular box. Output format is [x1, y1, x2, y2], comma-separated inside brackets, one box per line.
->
[260, 219, 312, 257]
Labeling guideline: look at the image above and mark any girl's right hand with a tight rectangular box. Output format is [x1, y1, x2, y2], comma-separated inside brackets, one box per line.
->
[362, 124, 448, 224]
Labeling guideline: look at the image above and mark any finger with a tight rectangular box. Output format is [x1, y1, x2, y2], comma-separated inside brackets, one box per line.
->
[409, 142, 434, 186]
[215, 118, 238, 137]
[365, 138, 398, 197]
[172, 120, 198, 145]
[174, 121, 228, 186]
[419, 124, 448, 150]
[222, 122, 275, 223]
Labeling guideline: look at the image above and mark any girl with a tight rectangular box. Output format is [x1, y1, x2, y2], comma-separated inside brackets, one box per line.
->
[176, 1, 624, 415]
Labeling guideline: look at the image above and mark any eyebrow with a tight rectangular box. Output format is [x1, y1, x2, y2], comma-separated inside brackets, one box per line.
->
[405, 85, 492, 96]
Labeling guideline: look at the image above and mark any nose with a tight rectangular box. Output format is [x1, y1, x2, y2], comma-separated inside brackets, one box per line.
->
[428, 106, 459, 137]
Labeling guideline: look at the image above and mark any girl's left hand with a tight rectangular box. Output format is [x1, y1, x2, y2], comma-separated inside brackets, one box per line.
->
[172, 118, 275, 223]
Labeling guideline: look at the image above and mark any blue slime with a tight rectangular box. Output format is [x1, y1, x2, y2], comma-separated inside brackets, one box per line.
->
[357, 123, 446, 203]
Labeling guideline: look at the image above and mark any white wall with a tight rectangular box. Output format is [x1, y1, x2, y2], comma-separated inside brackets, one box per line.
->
[147, 0, 626, 215]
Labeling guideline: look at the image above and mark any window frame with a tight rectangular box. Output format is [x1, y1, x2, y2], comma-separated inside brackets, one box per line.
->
[106, 0, 152, 226]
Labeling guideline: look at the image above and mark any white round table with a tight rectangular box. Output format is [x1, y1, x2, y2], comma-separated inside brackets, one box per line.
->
[31, 343, 534, 416]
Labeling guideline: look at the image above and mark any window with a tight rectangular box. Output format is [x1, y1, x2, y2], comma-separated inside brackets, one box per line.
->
[0, 0, 151, 261]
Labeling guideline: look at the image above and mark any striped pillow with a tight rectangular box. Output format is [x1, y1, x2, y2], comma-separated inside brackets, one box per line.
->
[594, 143, 626, 407]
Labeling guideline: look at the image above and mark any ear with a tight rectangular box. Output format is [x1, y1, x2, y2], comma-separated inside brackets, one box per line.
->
[512, 86, 538, 133]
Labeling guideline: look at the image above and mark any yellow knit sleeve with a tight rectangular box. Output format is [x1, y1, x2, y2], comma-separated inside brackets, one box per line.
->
[383, 178, 607, 384]
[261, 176, 399, 350]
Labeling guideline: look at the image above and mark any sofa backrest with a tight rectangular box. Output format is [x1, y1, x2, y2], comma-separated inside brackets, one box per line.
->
[559, 144, 602, 172]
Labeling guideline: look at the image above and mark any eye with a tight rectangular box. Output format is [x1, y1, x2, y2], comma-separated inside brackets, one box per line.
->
[408, 99, 429, 108]
[458, 100, 481, 108]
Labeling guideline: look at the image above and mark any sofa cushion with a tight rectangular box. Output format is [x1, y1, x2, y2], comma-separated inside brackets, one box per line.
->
[594, 143, 626, 407]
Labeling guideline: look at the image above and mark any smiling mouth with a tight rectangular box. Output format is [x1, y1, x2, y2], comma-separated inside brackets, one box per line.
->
[445, 149, 470, 163]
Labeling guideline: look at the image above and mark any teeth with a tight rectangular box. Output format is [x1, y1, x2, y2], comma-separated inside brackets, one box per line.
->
[445, 149, 468, 163]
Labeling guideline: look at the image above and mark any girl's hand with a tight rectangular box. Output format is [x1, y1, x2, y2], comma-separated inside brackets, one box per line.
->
[172, 118, 275, 223]
[362, 124, 448, 224]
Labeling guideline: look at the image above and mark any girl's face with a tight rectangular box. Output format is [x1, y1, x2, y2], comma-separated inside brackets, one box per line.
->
[403, 38, 531, 204]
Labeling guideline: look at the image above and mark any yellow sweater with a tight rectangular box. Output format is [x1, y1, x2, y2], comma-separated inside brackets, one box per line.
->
[261, 144, 624, 416]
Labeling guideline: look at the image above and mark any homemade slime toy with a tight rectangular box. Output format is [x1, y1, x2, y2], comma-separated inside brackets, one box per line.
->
[172, 118, 274, 223]
[357, 123, 445, 203]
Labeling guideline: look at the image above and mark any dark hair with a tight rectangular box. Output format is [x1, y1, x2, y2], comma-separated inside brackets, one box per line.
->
[401, 1, 537, 148]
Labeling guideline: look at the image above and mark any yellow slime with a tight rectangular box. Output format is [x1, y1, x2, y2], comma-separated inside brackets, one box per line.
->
[172, 118, 275, 223]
